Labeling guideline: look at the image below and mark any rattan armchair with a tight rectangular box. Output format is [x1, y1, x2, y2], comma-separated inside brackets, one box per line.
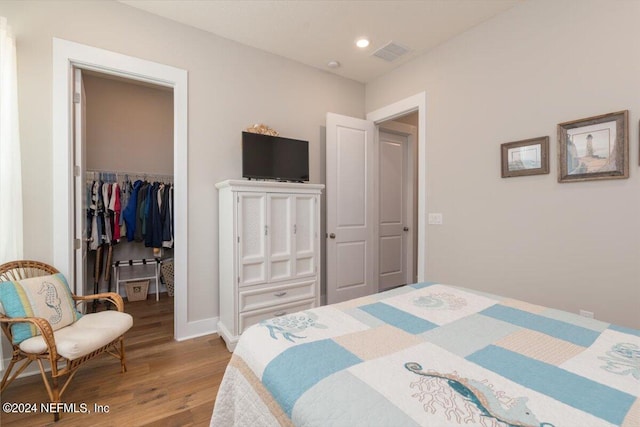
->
[0, 260, 133, 421]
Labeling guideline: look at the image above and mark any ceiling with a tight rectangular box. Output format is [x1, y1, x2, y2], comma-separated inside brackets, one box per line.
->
[119, 0, 523, 83]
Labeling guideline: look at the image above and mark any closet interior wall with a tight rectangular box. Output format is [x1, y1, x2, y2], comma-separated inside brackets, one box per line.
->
[82, 70, 174, 298]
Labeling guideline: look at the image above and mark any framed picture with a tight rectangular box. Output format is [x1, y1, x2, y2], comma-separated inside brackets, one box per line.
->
[558, 110, 628, 183]
[501, 136, 549, 178]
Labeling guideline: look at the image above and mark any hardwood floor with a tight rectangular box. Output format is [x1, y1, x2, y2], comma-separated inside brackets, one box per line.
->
[0, 294, 232, 427]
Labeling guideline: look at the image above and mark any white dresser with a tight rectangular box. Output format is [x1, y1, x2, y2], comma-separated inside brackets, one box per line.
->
[216, 179, 324, 351]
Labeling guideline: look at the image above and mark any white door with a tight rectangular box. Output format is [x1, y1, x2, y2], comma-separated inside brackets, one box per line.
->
[294, 194, 316, 278]
[238, 192, 267, 287]
[267, 194, 293, 282]
[378, 127, 414, 291]
[73, 68, 87, 296]
[326, 113, 376, 304]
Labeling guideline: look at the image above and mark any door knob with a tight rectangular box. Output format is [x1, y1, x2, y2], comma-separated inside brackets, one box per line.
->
[403, 227, 409, 231]
[329, 233, 336, 239]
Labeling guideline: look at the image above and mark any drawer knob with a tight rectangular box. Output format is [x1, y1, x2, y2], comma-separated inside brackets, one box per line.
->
[274, 291, 287, 297]
[274, 311, 287, 317]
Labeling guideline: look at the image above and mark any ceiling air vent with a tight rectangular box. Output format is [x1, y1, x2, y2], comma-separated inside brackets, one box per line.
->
[372, 41, 410, 62]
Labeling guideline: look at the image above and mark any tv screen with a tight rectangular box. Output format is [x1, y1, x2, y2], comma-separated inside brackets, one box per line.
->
[242, 132, 309, 182]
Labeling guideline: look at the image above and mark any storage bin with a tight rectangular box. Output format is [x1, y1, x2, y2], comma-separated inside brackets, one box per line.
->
[125, 280, 149, 301]
[161, 259, 175, 297]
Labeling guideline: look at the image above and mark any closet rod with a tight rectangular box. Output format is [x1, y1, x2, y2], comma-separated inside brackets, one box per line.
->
[86, 169, 173, 180]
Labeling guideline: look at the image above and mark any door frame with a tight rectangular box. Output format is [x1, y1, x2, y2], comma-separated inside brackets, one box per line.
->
[366, 92, 428, 282]
[52, 38, 197, 340]
[377, 121, 416, 289]
[73, 67, 87, 298]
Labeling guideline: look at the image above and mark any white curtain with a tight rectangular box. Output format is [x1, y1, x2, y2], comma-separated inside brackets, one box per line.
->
[0, 17, 23, 264]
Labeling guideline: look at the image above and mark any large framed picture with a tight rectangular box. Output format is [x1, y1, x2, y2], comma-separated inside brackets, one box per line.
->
[558, 110, 629, 183]
[501, 136, 549, 178]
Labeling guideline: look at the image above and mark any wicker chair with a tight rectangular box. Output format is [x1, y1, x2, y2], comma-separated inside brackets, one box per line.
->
[0, 260, 133, 421]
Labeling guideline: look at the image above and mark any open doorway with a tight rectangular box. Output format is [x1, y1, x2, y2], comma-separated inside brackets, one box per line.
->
[367, 92, 427, 282]
[77, 69, 175, 319]
[325, 92, 426, 303]
[52, 38, 194, 340]
[377, 112, 418, 291]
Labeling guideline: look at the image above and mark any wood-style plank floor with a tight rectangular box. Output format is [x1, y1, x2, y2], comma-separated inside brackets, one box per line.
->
[0, 294, 231, 427]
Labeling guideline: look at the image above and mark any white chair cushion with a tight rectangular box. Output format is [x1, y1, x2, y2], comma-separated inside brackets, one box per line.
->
[19, 310, 133, 360]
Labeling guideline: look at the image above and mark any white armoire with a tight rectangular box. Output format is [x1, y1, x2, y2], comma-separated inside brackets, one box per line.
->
[216, 180, 324, 351]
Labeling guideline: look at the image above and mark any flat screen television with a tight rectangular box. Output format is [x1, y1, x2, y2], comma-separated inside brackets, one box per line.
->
[242, 132, 309, 182]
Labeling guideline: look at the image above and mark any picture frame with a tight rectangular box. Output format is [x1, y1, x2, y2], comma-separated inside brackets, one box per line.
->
[558, 110, 628, 183]
[501, 136, 549, 178]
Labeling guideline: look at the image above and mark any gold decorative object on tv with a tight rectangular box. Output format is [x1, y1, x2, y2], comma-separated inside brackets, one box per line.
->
[245, 123, 279, 136]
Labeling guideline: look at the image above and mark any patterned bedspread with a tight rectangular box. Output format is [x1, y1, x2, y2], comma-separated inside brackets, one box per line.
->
[211, 283, 640, 427]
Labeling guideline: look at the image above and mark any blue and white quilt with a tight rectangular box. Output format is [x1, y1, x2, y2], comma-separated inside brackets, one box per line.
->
[211, 283, 640, 427]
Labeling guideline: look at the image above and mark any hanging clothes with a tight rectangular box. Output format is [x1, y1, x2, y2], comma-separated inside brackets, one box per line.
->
[123, 179, 143, 242]
[135, 182, 149, 242]
[86, 173, 173, 249]
[89, 180, 102, 250]
[162, 184, 174, 248]
[83, 171, 172, 301]
[86, 181, 96, 250]
[143, 183, 153, 238]
[145, 182, 164, 249]
[101, 181, 112, 245]
[110, 182, 121, 242]
[119, 177, 131, 238]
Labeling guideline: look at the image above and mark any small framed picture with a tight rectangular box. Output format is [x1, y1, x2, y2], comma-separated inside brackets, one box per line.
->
[501, 136, 549, 178]
[558, 110, 628, 183]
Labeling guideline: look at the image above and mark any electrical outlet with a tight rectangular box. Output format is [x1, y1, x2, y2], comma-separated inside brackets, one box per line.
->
[579, 309, 594, 319]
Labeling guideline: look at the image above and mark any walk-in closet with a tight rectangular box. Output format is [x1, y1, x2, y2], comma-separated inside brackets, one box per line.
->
[79, 69, 175, 318]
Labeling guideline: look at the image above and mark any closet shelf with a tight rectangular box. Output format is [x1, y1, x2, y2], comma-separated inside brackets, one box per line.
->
[86, 169, 173, 183]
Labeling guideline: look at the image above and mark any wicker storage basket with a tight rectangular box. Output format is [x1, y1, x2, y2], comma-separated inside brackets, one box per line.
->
[161, 259, 175, 297]
[125, 280, 149, 301]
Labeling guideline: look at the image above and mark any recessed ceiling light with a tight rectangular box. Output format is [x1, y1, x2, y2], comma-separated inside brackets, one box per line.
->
[327, 60, 341, 68]
[356, 38, 370, 48]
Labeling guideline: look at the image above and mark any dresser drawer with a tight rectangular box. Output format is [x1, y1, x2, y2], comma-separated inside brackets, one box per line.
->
[238, 280, 316, 313]
[239, 299, 316, 334]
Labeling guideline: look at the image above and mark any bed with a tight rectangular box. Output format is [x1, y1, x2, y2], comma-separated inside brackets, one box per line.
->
[211, 282, 640, 427]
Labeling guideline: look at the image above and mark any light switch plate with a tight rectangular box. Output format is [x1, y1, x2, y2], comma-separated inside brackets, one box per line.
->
[428, 213, 443, 225]
[579, 309, 594, 319]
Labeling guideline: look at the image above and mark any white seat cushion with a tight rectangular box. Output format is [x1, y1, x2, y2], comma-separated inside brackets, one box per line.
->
[19, 311, 133, 360]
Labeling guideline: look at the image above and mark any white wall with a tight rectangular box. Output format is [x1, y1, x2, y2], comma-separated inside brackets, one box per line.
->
[1, 0, 364, 325]
[366, 0, 640, 328]
[84, 73, 174, 174]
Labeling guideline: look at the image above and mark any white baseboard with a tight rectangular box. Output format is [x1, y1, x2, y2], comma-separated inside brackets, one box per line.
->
[176, 316, 219, 341]
[216, 321, 238, 352]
